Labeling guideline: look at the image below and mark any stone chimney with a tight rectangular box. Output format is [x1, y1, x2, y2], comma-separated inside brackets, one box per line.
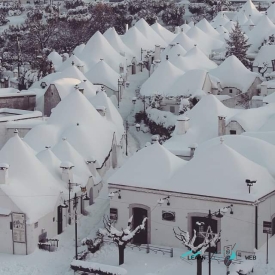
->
[189, 144, 198, 159]
[175, 26, 181, 34]
[86, 156, 97, 176]
[60, 161, 74, 183]
[218, 116, 226, 136]
[0, 163, 9, 184]
[154, 45, 161, 62]
[96, 106, 106, 117]
[125, 24, 129, 33]
[176, 116, 190, 135]
[151, 135, 160, 144]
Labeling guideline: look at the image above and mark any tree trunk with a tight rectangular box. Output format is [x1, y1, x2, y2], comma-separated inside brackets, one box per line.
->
[118, 245, 125, 265]
[196, 255, 203, 275]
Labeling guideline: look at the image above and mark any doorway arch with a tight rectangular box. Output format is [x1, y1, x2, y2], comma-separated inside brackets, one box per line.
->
[129, 204, 151, 244]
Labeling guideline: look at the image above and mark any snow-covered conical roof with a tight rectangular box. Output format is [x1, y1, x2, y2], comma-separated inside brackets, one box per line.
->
[122, 26, 155, 59]
[52, 138, 92, 185]
[151, 22, 176, 43]
[140, 60, 184, 96]
[59, 65, 87, 81]
[103, 27, 134, 58]
[73, 43, 85, 57]
[168, 142, 275, 201]
[248, 15, 275, 53]
[180, 23, 191, 33]
[235, 0, 262, 24]
[196, 18, 221, 38]
[56, 55, 84, 72]
[267, 3, 275, 22]
[170, 32, 197, 52]
[135, 18, 167, 48]
[188, 21, 195, 27]
[197, 135, 275, 178]
[211, 12, 230, 28]
[210, 55, 259, 92]
[62, 122, 114, 167]
[79, 31, 125, 72]
[50, 78, 81, 100]
[224, 20, 237, 32]
[37, 147, 63, 182]
[0, 134, 63, 222]
[235, 13, 248, 25]
[186, 26, 224, 55]
[253, 44, 275, 67]
[108, 142, 186, 188]
[77, 79, 97, 99]
[163, 95, 239, 155]
[184, 46, 217, 70]
[161, 43, 187, 61]
[170, 54, 198, 71]
[165, 69, 209, 97]
[47, 89, 106, 129]
[89, 90, 124, 140]
[242, 131, 275, 146]
[85, 59, 120, 91]
[24, 124, 63, 152]
[48, 51, 62, 69]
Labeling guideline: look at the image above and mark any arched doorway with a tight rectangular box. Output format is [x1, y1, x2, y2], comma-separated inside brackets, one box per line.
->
[89, 187, 93, 205]
[188, 213, 221, 253]
[129, 204, 151, 245]
[132, 207, 148, 244]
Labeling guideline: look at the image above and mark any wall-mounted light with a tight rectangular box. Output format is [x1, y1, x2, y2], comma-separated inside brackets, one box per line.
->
[157, 196, 170, 206]
[108, 190, 121, 199]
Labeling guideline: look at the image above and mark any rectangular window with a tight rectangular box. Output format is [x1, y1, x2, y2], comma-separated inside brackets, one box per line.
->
[34, 222, 38, 228]
[162, 211, 175, 222]
[230, 130, 237, 135]
[110, 208, 118, 221]
[170, 106, 175, 113]
[229, 89, 233, 93]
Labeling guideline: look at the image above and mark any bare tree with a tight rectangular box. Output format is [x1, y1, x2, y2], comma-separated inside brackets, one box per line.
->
[174, 227, 221, 275]
[101, 215, 147, 265]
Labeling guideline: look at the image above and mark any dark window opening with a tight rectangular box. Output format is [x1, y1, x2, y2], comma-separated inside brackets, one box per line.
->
[230, 130, 237, 135]
[229, 89, 233, 93]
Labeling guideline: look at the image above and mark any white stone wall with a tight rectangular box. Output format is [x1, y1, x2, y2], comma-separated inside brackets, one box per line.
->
[225, 121, 245, 135]
[109, 186, 256, 252]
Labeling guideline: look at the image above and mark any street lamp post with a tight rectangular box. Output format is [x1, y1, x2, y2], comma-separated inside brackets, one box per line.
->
[125, 120, 129, 156]
[141, 48, 146, 61]
[204, 205, 234, 275]
[117, 77, 123, 108]
[73, 193, 78, 259]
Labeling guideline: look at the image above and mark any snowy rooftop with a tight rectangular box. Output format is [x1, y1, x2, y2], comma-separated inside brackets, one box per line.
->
[103, 27, 134, 58]
[167, 142, 275, 201]
[196, 18, 221, 39]
[0, 133, 64, 223]
[197, 135, 275, 177]
[186, 26, 224, 55]
[170, 32, 197, 52]
[210, 55, 260, 92]
[151, 22, 176, 44]
[161, 44, 187, 61]
[122, 26, 155, 60]
[247, 15, 275, 53]
[79, 31, 125, 73]
[253, 45, 275, 67]
[48, 51, 62, 70]
[163, 95, 240, 156]
[108, 142, 186, 188]
[135, 18, 167, 48]
[85, 59, 120, 91]
[140, 60, 184, 96]
[165, 69, 210, 97]
[56, 54, 85, 72]
[242, 131, 275, 145]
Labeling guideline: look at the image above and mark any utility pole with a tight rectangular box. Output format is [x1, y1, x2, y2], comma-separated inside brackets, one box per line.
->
[208, 210, 212, 275]
[68, 180, 72, 225]
[73, 193, 78, 260]
[16, 35, 21, 90]
[125, 120, 129, 156]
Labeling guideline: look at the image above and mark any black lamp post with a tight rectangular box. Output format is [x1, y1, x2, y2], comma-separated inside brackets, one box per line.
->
[204, 205, 234, 275]
[108, 190, 121, 199]
[117, 77, 123, 108]
[125, 120, 129, 156]
[67, 180, 81, 225]
[246, 179, 256, 193]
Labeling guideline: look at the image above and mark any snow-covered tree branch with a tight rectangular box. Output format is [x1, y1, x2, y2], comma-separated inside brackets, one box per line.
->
[100, 215, 147, 265]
